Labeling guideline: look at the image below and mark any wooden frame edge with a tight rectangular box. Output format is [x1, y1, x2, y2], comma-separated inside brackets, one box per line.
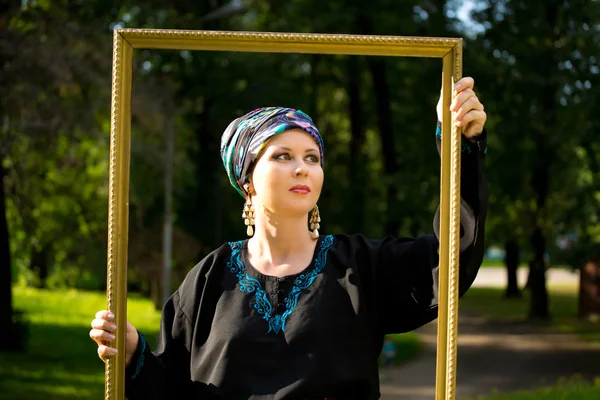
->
[105, 28, 463, 400]
[436, 40, 463, 400]
[120, 28, 459, 57]
[105, 29, 133, 400]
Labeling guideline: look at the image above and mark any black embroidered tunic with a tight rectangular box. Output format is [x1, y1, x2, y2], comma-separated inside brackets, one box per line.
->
[124, 132, 488, 400]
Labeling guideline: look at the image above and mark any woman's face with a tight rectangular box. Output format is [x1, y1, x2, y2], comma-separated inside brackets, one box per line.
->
[249, 129, 323, 217]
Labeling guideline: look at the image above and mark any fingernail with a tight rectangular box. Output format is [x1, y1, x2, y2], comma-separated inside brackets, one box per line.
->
[455, 83, 462, 90]
[108, 313, 114, 319]
[109, 334, 116, 340]
[111, 324, 117, 331]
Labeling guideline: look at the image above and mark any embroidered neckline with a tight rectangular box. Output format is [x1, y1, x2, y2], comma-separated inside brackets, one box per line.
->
[227, 235, 334, 334]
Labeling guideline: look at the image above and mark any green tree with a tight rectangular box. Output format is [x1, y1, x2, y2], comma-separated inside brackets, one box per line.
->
[467, 0, 600, 318]
[1, 0, 119, 348]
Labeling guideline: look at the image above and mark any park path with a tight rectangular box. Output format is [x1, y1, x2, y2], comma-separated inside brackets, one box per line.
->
[470, 266, 578, 288]
[380, 315, 600, 399]
[379, 267, 599, 400]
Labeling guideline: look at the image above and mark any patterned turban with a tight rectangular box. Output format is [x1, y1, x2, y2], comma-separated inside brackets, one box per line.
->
[220, 107, 324, 198]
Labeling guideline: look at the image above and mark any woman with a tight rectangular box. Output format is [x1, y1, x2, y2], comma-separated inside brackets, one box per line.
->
[90, 77, 488, 399]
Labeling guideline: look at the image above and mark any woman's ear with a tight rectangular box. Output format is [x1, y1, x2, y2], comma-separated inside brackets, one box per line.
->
[244, 182, 255, 197]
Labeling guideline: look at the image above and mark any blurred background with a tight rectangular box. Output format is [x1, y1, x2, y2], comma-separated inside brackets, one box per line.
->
[1, 1, 599, 399]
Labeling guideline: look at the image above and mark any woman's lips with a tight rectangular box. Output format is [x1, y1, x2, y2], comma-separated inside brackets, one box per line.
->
[289, 185, 311, 194]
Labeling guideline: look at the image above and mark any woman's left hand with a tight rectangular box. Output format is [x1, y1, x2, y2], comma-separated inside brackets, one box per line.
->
[436, 76, 486, 140]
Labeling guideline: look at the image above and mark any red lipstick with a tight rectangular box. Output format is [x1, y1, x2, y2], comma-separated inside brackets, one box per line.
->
[289, 185, 311, 194]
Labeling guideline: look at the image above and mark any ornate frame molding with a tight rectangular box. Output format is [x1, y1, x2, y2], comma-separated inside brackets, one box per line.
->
[106, 29, 463, 400]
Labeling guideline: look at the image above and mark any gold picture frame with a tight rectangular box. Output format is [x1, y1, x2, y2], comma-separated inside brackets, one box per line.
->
[105, 28, 463, 400]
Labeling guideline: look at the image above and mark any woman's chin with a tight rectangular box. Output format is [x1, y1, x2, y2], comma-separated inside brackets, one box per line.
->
[270, 202, 314, 217]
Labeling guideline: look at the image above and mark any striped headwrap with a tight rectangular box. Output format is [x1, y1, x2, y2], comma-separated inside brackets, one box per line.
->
[220, 107, 324, 198]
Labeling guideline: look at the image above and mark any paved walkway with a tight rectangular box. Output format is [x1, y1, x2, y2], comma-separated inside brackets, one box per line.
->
[471, 266, 578, 288]
[380, 315, 600, 399]
[378, 266, 598, 400]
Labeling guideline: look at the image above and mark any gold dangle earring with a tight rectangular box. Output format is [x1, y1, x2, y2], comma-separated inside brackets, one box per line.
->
[310, 205, 321, 240]
[243, 196, 255, 237]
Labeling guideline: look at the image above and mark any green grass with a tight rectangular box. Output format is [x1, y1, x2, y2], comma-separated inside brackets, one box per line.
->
[460, 284, 600, 344]
[474, 377, 600, 400]
[480, 259, 507, 267]
[0, 287, 161, 400]
[0, 287, 422, 399]
[382, 332, 422, 366]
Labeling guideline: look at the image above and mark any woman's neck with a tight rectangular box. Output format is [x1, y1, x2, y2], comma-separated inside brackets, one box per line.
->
[247, 210, 317, 275]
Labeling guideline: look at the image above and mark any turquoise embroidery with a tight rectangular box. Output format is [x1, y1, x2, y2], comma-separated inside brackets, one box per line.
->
[462, 140, 472, 154]
[130, 332, 146, 380]
[227, 235, 334, 334]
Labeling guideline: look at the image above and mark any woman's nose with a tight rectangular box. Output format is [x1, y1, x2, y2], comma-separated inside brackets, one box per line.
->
[294, 163, 308, 177]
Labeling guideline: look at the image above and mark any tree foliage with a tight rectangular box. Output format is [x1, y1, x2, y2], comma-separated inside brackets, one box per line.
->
[2, 0, 600, 350]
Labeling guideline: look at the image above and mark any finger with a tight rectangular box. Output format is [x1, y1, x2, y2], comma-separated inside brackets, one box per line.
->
[454, 97, 484, 121]
[90, 328, 116, 344]
[450, 88, 476, 111]
[91, 318, 117, 333]
[98, 344, 118, 362]
[454, 77, 475, 92]
[457, 109, 486, 127]
[459, 110, 487, 136]
[464, 121, 485, 138]
[95, 310, 115, 321]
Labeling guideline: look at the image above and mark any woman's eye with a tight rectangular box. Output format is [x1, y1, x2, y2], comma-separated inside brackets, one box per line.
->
[306, 155, 320, 163]
[274, 153, 290, 160]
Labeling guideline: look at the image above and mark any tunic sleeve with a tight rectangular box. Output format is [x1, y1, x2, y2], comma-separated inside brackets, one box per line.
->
[123, 245, 228, 399]
[124, 290, 194, 399]
[373, 128, 488, 335]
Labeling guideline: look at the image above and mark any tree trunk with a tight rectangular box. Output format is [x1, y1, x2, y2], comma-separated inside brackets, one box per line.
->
[194, 97, 222, 250]
[0, 153, 18, 350]
[504, 240, 522, 298]
[367, 58, 400, 235]
[527, 129, 551, 317]
[579, 260, 600, 320]
[526, 2, 560, 319]
[0, 1, 23, 351]
[528, 225, 549, 319]
[162, 95, 174, 308]
[355, 10, 401, 236]
[29, 244, 49, 288]
[309, 54, 319, 124]
[346, 56, 366, 234]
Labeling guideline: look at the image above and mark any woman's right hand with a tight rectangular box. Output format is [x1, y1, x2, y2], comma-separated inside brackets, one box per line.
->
[90, 310, 139, 366]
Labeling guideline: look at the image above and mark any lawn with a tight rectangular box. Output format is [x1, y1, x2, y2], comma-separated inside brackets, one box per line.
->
[480, 259, 510, 268]
[384, 332, 421, 365]
[0, 287, 420, 399]
[473, 378, 600, 400]
[0, 287, 161, 400]
[459, 284, 600, 344]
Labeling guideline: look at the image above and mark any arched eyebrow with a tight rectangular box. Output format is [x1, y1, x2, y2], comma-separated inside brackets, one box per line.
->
[275, 146, 319, 153]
